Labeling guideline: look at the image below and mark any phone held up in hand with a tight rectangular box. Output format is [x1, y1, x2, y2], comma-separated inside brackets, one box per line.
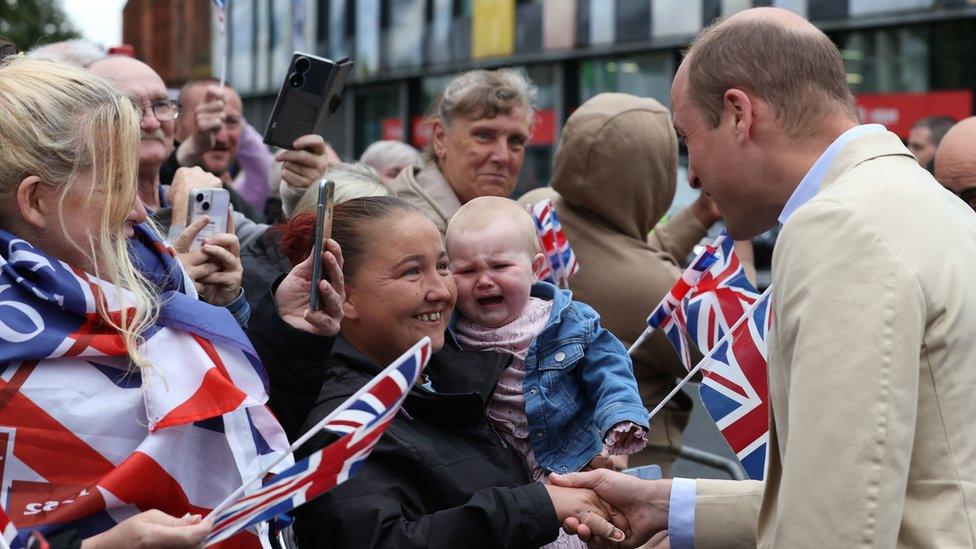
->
[263, 52, 353, 149]
[309, 179, 335, 311]
[185, 188, 230, 250]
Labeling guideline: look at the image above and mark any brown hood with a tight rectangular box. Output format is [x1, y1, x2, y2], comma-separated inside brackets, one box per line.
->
[551, 93, 677, 241]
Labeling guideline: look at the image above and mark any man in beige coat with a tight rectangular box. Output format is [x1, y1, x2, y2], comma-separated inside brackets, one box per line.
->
[553, 7, 976, 548]
[519, 93, 721, 475]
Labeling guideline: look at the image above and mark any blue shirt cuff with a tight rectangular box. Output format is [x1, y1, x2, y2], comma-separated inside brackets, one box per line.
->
[668, 477, 696, 549]
[225, 289, 250, 329]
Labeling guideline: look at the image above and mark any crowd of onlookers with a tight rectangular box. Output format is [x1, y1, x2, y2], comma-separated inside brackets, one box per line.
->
[0, 5, 975, 546]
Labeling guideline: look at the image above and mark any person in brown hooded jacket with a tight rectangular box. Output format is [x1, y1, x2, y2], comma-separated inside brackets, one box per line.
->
[520, 93, 724, 475]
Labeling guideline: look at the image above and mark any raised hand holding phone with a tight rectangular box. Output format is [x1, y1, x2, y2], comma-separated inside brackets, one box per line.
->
[263, 52, 352, 149]
[275, 237, 345, 337]
[185, 187, 231, 250]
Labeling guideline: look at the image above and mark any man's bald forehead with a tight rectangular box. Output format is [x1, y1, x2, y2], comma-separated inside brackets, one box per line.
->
[89, 56, 162, 85]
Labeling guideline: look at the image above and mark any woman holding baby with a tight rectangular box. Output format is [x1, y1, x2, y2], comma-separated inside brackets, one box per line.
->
[251, 191, 647, 548]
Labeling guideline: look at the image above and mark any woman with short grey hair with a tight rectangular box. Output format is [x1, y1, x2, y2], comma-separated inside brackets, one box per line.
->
[359, 140, 422, 185]
[391, 68, 538, 234]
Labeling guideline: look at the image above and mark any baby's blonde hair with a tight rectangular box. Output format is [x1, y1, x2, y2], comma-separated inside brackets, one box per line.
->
[446, 196, 541, 258]
[0, 57, 158, 370]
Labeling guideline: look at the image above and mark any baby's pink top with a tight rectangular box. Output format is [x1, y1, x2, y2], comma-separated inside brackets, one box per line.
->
[455, 297, 552, 480]
[455, 297, 646, 479]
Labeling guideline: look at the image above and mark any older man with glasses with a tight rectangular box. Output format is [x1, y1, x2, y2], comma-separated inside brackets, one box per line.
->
[89, 55, 253, 327]
[935, 116, 976, 212]
[90, 55, 181, 211]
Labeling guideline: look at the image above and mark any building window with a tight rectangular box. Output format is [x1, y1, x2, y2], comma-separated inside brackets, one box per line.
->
[837, 26, 929, 94]
[355, 86, 402, 157]
[578, 52, 674, 106]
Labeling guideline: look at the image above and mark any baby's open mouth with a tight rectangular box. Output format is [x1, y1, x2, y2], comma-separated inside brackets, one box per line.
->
[477, 296, 504, 305]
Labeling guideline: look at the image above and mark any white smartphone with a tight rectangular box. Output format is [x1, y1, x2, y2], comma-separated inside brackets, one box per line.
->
[185, 188, 231, 250]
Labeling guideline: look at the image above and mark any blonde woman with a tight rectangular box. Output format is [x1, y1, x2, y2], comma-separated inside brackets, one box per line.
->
[0, 58, 344, 546]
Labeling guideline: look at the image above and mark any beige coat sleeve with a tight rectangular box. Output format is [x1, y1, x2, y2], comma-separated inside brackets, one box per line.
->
[694, 479, 764, 548]
[648, 206, 707, 261]
[759, 198, 924, 546]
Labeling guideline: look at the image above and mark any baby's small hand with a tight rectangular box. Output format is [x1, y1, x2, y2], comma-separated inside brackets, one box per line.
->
[585, 453, 627, 472]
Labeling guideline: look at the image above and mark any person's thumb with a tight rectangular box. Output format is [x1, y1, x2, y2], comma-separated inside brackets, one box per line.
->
[292, 247, 316, 281]
[579, 510, 626, 542]
[173, 215, 209, 253]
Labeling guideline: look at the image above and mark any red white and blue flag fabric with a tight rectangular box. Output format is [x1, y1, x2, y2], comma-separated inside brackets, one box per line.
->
[1, 504, 17, 549]
[205, 337, 431, 545]
[0, 225, 289, 548]
[528, 200, 579, 288]
[646, 232, 771, 480]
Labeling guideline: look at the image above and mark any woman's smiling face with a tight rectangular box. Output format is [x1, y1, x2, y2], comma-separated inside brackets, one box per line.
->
[341, 211, 457, 364]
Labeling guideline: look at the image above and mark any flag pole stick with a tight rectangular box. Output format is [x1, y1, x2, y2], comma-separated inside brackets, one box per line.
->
[218, 1, 229, 89]
[646, 285, 773, 422]
[627, 326, 653, 356]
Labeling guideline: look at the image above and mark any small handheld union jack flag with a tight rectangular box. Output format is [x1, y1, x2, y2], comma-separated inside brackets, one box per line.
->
[528, 199, 579, 288]
[647, 232, 771, 480]
[204, 337, 432, 545]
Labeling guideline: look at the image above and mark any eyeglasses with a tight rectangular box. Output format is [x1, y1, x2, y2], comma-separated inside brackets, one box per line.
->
[147, 99, 180, 122]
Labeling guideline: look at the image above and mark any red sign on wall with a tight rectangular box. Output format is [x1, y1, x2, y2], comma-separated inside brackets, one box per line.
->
[529, 109, 556, 146]
[855, 90, 972, 139]
[411, 116, 432, 149]
[381, 117, 404, 142]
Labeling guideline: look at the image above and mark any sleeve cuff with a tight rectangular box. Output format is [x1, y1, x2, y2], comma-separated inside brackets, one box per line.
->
[668, 477, 696, 549]
[224, 288, 250, 328]
[515, 482, 560, 543]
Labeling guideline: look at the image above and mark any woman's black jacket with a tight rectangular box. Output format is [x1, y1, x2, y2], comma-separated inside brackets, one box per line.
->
[249, 298, 560, 549]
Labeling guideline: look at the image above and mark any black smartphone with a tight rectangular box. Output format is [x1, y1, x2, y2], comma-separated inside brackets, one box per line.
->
[309, 179, 335, 311]
[263, 52, 353, 149]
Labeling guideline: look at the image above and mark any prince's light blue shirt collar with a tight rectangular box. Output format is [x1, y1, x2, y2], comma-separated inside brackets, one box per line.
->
[777, 124, 887, 225]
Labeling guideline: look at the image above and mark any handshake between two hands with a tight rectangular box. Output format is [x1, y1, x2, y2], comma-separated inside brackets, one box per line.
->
[545, 469, 673, 549]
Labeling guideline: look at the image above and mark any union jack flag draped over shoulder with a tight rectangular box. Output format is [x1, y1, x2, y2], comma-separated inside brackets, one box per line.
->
[205, 337, 432, 545]
[0, 225, 289, 548]
[646, 232, 772, 480]
[527, 200, 579, 288]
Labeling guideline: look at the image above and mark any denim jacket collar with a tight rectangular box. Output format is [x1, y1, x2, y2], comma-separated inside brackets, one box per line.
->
[530, 281, 573, 335]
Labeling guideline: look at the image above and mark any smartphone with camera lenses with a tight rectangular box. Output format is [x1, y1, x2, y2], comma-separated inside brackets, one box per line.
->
[263, 52, 353, 149]
[185, 188, 231, 250]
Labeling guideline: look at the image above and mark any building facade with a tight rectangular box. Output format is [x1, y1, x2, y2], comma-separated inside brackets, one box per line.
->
[123, 0, 213, 87]
[219, 0, 976, 195]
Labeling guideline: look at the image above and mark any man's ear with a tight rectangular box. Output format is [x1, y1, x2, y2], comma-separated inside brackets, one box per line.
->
[15, 175, 51, 231]
[723, 88, 753, 144]
[531, 252, 546, 280]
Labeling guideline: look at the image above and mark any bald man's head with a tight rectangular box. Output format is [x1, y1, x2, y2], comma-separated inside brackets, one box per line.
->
[682, 7, 858, 138]
[89, 56, 175, 171]
[934, 117, 976, 211]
